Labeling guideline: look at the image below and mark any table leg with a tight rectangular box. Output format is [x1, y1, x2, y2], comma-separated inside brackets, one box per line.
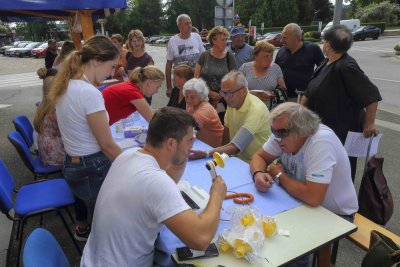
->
[317, 243, 332, 267]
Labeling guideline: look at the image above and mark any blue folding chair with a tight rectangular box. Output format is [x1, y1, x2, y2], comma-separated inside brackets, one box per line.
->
[23, 228, 69, 267]
[13, 115, 34, 149]
[8, 131, 62, 179]
[0, 160, 80, 265]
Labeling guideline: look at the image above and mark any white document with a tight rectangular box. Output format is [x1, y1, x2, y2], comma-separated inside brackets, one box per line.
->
[344, 131, 383, 158]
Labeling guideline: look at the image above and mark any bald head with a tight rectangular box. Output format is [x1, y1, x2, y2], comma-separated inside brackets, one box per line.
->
[282, 23, 303, 52]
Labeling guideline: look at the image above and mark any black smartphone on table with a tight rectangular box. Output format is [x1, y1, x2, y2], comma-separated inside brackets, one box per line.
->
[176, 243, 219, 261]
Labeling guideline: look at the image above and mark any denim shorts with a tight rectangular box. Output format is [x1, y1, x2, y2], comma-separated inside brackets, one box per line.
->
[63, 151, 111, 201]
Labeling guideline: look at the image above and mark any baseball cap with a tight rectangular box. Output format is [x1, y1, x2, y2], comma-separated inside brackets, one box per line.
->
[230, 26, 246, 38]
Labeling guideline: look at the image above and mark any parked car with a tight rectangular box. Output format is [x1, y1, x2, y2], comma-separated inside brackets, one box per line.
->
[263, 32, 283, 47]
[31, 43, 48, 58]
[0, 41, 22, 55]
[5, 42, 30, 56]
[149, 36, 162, 44]
[155, 36, 171, 44]
[352, 25, 380, 41]
[14, 42, 42, 57]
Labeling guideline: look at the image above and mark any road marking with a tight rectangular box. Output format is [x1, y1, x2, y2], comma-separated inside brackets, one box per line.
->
[0, 104, 11, 109]
[376, 119, 400, 132]
[0, 72, 41, 88]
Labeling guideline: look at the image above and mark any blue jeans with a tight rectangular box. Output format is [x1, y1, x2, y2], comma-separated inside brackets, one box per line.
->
[63, 151, 111, 222]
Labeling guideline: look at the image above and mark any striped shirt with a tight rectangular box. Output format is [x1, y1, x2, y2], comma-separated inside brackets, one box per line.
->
[239, 61, 283, 92]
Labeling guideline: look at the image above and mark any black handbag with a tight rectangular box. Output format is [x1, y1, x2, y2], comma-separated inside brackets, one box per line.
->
[358, 137, 394, 225]
[269, 85, 288, 110]
[361, 230, 400, 267]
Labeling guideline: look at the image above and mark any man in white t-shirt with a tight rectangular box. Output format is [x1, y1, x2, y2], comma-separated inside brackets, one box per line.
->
[165, 14, 205, 96]
[250, 102, 358, 267]
[81, 107, 227, 267]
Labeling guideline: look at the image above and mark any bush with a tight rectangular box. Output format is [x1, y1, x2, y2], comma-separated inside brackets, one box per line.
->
[361, 22, 386, 33]
[394, 44, 400, 51]
[355, 1, 400, 26]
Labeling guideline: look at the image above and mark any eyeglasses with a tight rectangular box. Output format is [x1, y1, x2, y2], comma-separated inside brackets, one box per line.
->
[271, 127, 291, 138]
[219, 86, 244, 98]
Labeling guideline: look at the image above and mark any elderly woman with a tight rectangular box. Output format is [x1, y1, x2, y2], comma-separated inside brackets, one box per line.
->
[167, 64, 194, 109]
[194, 26, 236, 119]
[239, 41, 286, 106]
[183, 78, 223, 147]
[302, 24, 382, 181]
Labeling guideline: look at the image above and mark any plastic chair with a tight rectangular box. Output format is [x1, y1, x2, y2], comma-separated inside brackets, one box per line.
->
[8, 131, 62, 179]
[13, 115, 34, 148]
[0, 160, 81, 264]
[23, 228, 69, 267]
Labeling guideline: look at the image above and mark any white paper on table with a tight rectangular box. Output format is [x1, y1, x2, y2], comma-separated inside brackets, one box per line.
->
[344, 131, 383, 158]
[116, 139, 137, 149]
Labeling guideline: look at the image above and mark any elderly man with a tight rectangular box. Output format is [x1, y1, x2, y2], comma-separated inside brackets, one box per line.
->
[81, 107, 227, 267]
[190, 71, 270, 163]
[301, 24, 381, 181]
[251, 102, 358, 214]
[275, 23, 324, 98]
[228, 26, 253, 68]
[165, 14, 205, 97]
[250, 102, 358, 266]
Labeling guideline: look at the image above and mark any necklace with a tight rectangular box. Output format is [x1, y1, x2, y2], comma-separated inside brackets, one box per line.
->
[82, 73, 92, 84]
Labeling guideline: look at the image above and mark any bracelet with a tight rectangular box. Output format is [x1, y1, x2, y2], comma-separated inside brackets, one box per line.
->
[252, 171, 263, 182]
[205, 150, 211, 158]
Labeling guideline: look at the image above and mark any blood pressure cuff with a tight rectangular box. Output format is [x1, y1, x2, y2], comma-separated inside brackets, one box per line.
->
[230, 126, 254, 152]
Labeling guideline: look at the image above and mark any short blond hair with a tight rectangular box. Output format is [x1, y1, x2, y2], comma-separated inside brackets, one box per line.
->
[253, 41, 275, 57]
[207, 26, 230, 45]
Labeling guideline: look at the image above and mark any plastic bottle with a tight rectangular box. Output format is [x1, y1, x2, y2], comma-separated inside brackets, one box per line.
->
[133, 111, 140, 122]
[115, 120, 124, 139]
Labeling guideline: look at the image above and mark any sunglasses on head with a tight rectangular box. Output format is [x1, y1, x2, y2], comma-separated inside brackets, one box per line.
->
[271, 127, 291, 138]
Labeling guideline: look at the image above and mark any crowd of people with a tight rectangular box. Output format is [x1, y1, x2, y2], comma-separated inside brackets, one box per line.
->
[31, 14, 381, 267]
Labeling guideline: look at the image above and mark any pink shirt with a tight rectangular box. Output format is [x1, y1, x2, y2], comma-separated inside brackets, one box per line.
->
[187, 101, 224, 147]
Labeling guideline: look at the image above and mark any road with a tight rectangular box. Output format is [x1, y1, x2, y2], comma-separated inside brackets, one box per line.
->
[0, 37, 399, 266]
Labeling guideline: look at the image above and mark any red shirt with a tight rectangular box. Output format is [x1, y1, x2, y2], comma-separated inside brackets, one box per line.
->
[102, 81, 144, 125]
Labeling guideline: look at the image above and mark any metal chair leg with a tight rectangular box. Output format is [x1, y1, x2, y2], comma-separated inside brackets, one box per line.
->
[57, 210, 82, 255]
[65, 206, 75, 224]
[331, 240, 339, 264]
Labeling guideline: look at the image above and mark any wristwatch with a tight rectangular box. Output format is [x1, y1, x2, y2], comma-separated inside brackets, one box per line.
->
[274, 172, 282, 185]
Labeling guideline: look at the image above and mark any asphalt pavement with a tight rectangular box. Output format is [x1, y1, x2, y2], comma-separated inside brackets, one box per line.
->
[0, 38, 399, 266]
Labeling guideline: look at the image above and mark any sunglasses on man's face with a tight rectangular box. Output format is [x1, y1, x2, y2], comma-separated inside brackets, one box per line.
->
[271, 127, 291, 138]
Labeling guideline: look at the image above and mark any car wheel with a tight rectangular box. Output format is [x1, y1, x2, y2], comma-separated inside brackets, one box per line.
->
[361, 36, 365, 41]
[372, 34, 379, 40]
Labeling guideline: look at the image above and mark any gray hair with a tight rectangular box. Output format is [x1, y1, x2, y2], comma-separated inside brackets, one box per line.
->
[284, 23, 302, 39]
[176, 14, 191, 26]
[323, 24, 353, 53]
[270, 102, 320, 137]
[221, 70, 248, 89]
[183, 78, 209, 100]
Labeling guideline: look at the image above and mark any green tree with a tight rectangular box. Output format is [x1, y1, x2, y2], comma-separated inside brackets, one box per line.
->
[163, 0, 191, 33]
[188, 0, 215, 30]
[312, 0, 333, 23]
[297, 0, 313, 25]
[0, 22, 11, 33]
[355, 1, 400, 25]
[235, 0, 258, 27]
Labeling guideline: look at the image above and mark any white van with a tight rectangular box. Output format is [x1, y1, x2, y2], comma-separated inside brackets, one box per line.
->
[321, 19, 361, 36]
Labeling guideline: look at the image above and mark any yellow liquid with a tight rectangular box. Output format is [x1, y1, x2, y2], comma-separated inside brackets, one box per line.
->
[262, 218, 277, 237]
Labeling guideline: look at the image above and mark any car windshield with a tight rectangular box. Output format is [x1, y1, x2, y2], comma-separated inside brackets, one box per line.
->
[37, 43, 48, 48]
[353, 26, 365, 32]
[268, 33, 280, 39]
